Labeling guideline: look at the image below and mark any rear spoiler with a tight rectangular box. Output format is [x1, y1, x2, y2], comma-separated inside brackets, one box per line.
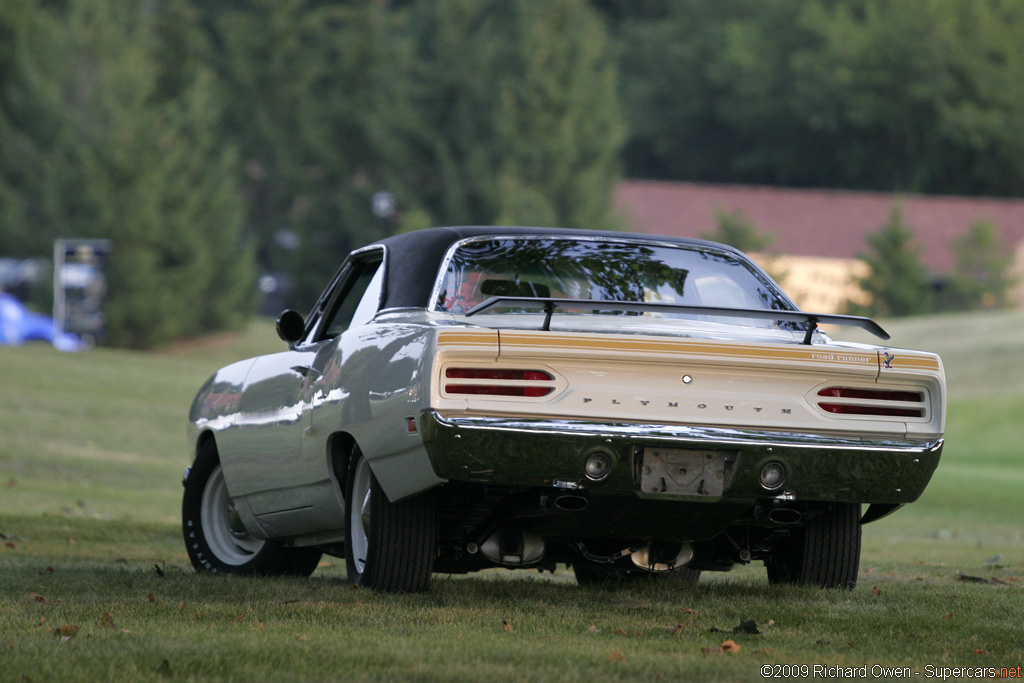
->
[464, 297, 889, 345]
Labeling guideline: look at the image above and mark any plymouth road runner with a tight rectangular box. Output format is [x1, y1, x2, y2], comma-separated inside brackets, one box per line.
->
[183, 226, 945, 592]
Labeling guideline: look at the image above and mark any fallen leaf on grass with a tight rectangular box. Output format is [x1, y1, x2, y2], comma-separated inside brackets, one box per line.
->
[974, 649, 989, 656]
[872, 585, 881, 595]
[944, 613, 953, 619]
[100, 613, 115, 629]
[30, 592, 59, 606]
[4, 542, 16, 550]
[680, 608, 698, 615]
[585, 625, 601, 634]
[608, 651, 626, 663]
[53, 624, 79, 640]
[703, 639, 741, 654]
[502, 620, 512, 631]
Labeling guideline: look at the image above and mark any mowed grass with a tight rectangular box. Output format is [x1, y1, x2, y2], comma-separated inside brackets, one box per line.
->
[2, 312, 1023, 681]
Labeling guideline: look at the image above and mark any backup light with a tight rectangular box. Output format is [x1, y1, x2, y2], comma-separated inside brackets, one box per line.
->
[584, 451, 612, 480]
[759, 462, 786, 490]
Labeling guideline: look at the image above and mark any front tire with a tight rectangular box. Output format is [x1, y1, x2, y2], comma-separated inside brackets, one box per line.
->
[182, 440, 321, 576]
[766, 503, 861, 589]
[345, 450, 436, 592]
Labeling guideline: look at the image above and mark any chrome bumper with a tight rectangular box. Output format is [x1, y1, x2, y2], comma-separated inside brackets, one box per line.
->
[419, 411, 942, 506]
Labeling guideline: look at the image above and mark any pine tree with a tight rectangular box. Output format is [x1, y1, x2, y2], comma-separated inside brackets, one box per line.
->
[212, 0, 397, 309]
[393, 0, 624, 232]
[701, 209, 773, 253]
[849, 206, 933, 318]
[0, 0, 72, 258]
[939, 220, 1016, 311]
[38, 0, 255, 348]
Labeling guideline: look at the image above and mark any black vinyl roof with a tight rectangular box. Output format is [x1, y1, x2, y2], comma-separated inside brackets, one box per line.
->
[370, 226, 737, 310]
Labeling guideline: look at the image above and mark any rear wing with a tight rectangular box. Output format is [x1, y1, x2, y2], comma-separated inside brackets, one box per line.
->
[464, 296, 889, 345]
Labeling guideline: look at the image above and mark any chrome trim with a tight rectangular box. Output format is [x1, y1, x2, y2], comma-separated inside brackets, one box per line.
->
[306, 244, 387, 343]
[426, 234, 798, 315]
[430, 412, 943, 454]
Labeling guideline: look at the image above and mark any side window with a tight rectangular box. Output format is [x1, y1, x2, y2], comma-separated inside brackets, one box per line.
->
[318, 256, 384, 340]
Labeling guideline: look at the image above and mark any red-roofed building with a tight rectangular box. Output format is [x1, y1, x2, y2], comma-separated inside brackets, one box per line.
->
[615, 181, 1024, 312]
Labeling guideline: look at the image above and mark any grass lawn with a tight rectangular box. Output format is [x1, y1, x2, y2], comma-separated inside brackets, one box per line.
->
[2, 313, 1022, 681]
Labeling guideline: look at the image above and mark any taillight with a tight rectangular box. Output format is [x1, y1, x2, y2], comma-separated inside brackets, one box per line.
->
[444, 368, 554, 397]
[815, 386, 925, 418]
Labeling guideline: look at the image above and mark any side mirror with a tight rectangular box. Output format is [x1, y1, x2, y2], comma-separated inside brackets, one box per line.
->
[276, 309, 306, 344]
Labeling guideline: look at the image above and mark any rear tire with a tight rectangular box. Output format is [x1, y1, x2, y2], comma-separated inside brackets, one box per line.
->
[182, 440, 321, 576]
[344, 449, 436, 592]
[766, 504, 861, 589]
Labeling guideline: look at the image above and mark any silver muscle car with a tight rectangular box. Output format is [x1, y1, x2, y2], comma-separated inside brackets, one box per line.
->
[183, 226, 945, 592]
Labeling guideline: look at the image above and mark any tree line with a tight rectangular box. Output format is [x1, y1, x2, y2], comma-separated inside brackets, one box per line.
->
[2, 0, 1021, 347]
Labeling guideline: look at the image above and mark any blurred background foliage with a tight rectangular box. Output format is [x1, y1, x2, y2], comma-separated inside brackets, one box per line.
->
[2, 0, 1023, 347]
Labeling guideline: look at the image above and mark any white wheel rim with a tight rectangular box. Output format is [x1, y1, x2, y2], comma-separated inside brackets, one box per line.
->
[349, 458, 372, 576]
[200, 464, 264, 565]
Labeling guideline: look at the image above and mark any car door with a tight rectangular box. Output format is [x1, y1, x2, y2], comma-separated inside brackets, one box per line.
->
[225, 250, 385, 535]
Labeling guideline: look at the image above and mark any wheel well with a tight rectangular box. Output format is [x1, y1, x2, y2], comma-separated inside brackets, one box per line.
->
[195, 431, 217, 460]
[327, 432, 357, 492]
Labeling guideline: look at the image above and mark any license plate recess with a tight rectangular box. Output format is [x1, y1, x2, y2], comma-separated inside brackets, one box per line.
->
[639, 448, 737, 496]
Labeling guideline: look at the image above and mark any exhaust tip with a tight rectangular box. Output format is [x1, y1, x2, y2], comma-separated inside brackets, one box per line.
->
[553, 495, 588, 512]
[767, 508, 802, 525]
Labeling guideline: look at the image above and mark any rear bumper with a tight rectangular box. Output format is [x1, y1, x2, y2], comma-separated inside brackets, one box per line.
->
[419, 411, 942, 506]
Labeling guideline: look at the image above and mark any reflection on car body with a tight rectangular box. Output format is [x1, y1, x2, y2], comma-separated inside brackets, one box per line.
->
[182, 226, 945, 592]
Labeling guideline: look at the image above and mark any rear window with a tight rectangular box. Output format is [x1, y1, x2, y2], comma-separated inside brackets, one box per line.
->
[432, 237, 792, 323]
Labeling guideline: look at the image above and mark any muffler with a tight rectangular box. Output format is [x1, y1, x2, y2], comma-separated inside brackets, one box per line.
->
[630, 541, 694, 572]
[480, 529, 545, 565]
